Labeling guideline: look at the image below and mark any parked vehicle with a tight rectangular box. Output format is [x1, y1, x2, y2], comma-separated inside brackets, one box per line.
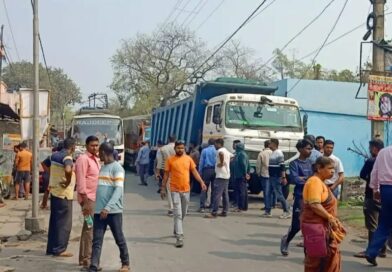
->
[123, 115, 151, 171]
[150, 78, 304, 194]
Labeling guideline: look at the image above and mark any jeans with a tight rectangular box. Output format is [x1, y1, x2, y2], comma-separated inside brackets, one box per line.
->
[366, 185, 392, 258]
[235, 178, 248, 211]
[200, 167, 215, 209]
[89, 213, 129, 271]
[172, 192, 190, 238]
[211, 178, 229, 214]
[270, 176, 289, 213]
[260, 177, 272, 213]
[46, 195, 73, 255]
[138, 163, 149, 184]
[286, 196, 302, 244]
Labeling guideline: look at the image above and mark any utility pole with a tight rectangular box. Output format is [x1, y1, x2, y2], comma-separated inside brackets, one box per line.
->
[26, 0, 43, 233]
[0, 25, 4, 83]
[371, 0, 386, 140]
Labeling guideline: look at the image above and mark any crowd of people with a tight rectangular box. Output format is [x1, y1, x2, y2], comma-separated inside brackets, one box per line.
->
[2, 130, 392, 271]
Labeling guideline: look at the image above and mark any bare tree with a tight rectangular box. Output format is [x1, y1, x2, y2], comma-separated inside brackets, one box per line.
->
[111, 24, 220, 113]
[219, 40, 274, 82]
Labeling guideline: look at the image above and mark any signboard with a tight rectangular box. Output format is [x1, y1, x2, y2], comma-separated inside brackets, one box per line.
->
[19, 89, 50, 140]
[367, 75, 392, 120]
[2, 133, 21, 150]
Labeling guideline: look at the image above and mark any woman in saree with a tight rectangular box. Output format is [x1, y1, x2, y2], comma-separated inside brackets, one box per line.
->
[301, 156, 346, 272]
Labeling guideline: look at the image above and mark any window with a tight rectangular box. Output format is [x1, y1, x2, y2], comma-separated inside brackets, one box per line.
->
[206, 106, 212, 124]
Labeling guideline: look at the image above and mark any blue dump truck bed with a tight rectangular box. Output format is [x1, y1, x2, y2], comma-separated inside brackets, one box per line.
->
[151, 78, 277, 145]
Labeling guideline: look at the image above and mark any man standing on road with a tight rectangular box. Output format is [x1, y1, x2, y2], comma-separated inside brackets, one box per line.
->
[161, 140, 207, 248]
[14, 142, 32, 200]
[365, 143, 392, 266]
[89, 142, 130, 272]
[159, 135, 176, 216]
[323, 140, 344, 198]
[257, 140, 273, 217]
[75, 136, 101, 269]
[136, 141, 150, 186]
[205, 138, 232, 218]
[233, 143, 250, 212]
[354, 139, 385, 259]
[268, 139, 291, 219]
[46, 138, 76, 258]
[280, 139, 313, 255]
[198, 138, 216, 213]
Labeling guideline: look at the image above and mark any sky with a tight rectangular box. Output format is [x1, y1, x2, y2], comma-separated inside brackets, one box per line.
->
[0, 0, 390, 102]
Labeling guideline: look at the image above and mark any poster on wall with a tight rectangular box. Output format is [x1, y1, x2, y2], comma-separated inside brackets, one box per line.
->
[2, 133, 21, 150]
[367, 75, 392, 120]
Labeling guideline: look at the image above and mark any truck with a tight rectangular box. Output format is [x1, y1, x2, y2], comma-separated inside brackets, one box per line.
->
[70, 109, 124, 164]
[150, 78, 304, 194]
[123, 115, 151, 170]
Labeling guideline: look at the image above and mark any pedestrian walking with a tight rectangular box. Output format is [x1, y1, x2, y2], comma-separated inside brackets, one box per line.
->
[280, 139, 313, 256]
[160, 140, 207, 248]
[13, 142, 32, 200]
[159, 135, 177, 216]
[268, 139, 291, 219]
[256, 140, 273, 217]
[323, 140, 344, 198]
[75, 136, 101, 269]
[45, 138, 76, 257]
[301, 156, 345, 272]
[198, 138, 216, 213]
[205, 138, 233, 218]
[136, 141, 150, 186]
[365, 145, 392, 266]
[89, 142, 130, 272]
[354, 139, 386, 259]
[233, 143, 250, 212]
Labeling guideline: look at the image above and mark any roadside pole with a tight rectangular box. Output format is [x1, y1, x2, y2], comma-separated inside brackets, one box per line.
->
[26, 0, 43, 233]
[370, 0, 386, 140]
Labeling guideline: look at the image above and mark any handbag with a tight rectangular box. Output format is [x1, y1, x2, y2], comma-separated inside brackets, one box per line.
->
[302, 222, 328, 257]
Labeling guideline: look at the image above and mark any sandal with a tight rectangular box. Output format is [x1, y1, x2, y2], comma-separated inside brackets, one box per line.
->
[119, 265, 130, 272]
[55, 251, 73, 257]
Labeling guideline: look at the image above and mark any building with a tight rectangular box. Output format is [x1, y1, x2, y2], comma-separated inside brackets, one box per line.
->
[273, 79, 392, 177]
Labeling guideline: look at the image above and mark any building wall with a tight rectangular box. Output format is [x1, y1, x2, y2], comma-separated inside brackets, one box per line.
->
[273, 79, 392, 177]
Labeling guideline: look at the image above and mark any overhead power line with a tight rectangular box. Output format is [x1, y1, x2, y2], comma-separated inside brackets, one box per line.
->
[161, 0, 184, 28]
[287, 0, 350, 94]
[195, 0, 226, 31]
[182, 0, 208, 28]
[193, 0, 269, 74]
[256, 0, 335, 70]
[2, 0, 21, 61]
[299, 10, 392, 61]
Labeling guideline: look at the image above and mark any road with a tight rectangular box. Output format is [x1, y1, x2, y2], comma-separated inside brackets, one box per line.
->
[1, 171, 392, 272]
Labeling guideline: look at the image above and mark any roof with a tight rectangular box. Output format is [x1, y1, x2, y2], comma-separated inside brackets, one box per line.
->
[0, 103, 19, 120]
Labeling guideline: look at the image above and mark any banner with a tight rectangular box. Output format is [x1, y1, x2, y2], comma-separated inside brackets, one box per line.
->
[367, 75, 392, 120]
[2, 133, 21, 150]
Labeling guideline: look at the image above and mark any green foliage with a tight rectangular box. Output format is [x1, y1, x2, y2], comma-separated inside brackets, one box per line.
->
[2, 61, 82, 125]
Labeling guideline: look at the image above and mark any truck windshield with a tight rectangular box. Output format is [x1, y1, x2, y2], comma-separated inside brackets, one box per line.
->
[72, 117, 123, 145]
[225, 101, 302, 132]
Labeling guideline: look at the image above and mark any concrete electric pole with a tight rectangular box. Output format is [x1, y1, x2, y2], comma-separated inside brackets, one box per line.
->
[26, 0, 43, 232]
[371, 0, 386, 140]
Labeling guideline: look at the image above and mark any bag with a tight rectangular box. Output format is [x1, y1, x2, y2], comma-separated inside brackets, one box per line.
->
[302, 222, 328, 257]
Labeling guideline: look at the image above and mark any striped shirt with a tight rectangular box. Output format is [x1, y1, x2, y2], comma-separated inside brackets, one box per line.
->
[95, 161, 125, 214]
